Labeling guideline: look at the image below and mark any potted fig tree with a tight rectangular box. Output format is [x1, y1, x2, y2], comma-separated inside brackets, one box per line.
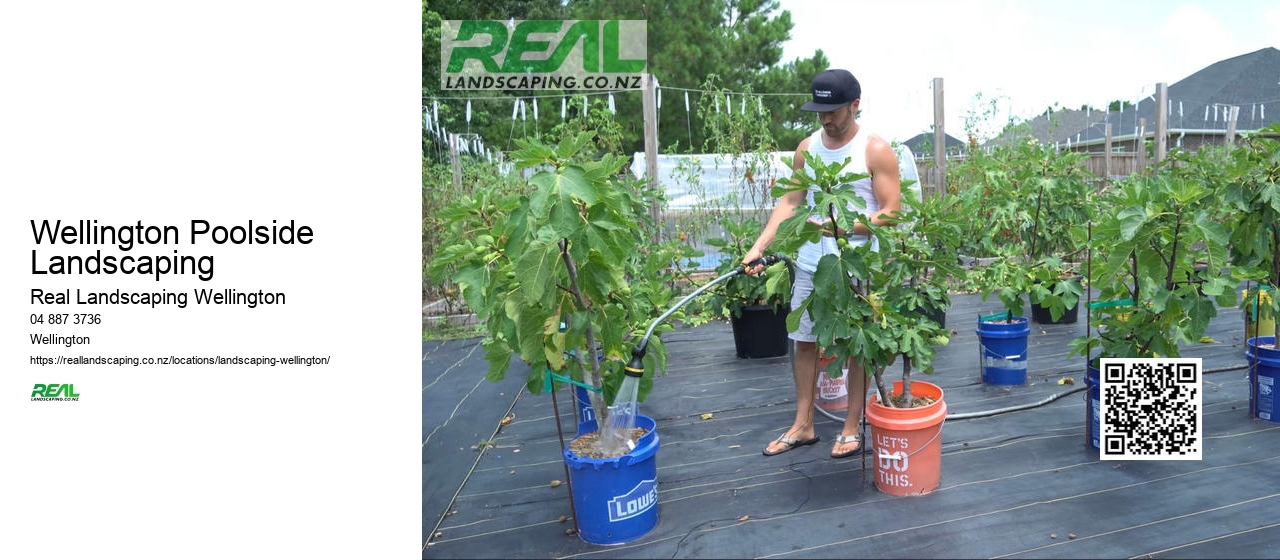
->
[1221, 123, 1280, 421]
[770, 152, 963, 496]
[953, 138, 1094, 383]
[1017, 143, 1093, 325]
[1070, 161, 1235, 447]
[949, 142, 1033, 384]
[428, 131, 694, 545]
[694, 77, 794, 358]
[704, 215, 793, 358]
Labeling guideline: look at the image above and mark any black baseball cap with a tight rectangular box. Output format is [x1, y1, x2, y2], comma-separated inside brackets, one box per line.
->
[801, 69, 861, 112]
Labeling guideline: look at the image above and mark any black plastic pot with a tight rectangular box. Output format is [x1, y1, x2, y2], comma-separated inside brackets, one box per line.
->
[1031, 274, 1082, 324]
[1031, 300, 1080, 324]
[919, 304, 947, 329]
[730, 304, 790, 359]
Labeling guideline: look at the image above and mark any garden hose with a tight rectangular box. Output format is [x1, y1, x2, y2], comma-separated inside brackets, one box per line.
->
[628, 253, 792, 370]
[884, 363, 1253, 422]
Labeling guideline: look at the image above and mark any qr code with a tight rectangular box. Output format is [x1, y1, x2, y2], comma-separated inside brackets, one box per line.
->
[1099, 358, 1202, 460]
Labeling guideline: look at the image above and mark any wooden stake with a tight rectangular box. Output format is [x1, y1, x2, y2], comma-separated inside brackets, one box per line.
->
[449, 133, 461, 189]
[1104, 122, 1112, 184]
[1226, 105, 1239, 145]
[933, 78, 946, 197]
[1155, 83, 1168, 163]
[642, 73, 661, 241]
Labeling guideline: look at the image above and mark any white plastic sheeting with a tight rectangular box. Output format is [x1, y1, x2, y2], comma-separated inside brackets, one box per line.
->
[629, 144, 922, 271]
[630, 151, 793, 212]
[631, 144, 920, 211]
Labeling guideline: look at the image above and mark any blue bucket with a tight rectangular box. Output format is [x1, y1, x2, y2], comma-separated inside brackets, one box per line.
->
[976, 317, 1030, 385]
[1086, 362, 1100, 449]
[561, 351, 604, 426]
[565, 414, 660, 545]
[574, 385, 596, 426]
[1246, 336, 1280, 423]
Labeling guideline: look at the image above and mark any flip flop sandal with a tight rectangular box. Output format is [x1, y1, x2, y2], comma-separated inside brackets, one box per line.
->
[762, 434, 820, 456]
[830, 434, 862, 458]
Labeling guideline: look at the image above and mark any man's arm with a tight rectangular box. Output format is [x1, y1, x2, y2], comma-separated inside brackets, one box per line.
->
[848, 135, 902, 236]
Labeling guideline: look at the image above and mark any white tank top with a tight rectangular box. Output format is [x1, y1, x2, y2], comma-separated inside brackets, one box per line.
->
[795, 128, 881, 273]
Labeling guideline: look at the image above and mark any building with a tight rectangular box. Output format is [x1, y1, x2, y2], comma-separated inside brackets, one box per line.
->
[901, 132, 967, 158]
[991, 47, 1280, 154]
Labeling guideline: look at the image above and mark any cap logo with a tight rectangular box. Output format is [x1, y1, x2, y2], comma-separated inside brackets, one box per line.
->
[814, 89, 833, 99]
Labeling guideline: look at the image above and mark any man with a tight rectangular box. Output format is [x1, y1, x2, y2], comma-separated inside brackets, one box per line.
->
[742, 69, 903, 458]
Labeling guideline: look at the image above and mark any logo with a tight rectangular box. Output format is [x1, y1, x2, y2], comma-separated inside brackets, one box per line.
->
[607, 479, 657, 522]
[441, 20, 646, 91]
[31, 383, 80, 401]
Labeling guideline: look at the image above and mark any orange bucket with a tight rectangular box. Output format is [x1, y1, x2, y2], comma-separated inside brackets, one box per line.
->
[865, 380, 946, 496]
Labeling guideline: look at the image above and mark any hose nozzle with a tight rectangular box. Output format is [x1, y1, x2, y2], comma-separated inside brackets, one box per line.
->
[624, 346, 645, 378]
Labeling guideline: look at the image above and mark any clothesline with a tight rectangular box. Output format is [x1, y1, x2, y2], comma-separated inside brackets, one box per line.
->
[427, 90, 1278, 123]
[423, 85, 812, 102]
[425, 79, 1278, 162]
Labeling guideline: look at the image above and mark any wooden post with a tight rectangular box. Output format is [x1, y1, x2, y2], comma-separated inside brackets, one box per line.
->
[1225, 105, 1239, 145]
[1155, 83, 1168, 163]
[1103, 122, 1112, 182]
[1138, 117, 1147, 173]
[449, 132, 462, 189]
[642, 72, 661, 241]
[933, 77, 946, 197]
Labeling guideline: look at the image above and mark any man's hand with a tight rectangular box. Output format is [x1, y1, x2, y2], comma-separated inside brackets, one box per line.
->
[809, 217, 842, 238]
[741, 248, 766, 275]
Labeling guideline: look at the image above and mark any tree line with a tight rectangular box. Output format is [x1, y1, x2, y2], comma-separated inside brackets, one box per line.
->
[423, 0, 829, 161]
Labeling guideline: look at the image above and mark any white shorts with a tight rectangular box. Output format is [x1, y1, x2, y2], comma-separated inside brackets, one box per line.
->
[788, 267, 818, 343]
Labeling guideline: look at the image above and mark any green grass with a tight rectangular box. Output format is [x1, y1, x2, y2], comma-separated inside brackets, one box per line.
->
[422, 319, 484, 341]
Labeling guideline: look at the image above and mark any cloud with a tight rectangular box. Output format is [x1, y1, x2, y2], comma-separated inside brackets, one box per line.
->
[776, 0, 1280, 142]
[1159, 4, 1234, 64]
[1264, 6, 1280, 44]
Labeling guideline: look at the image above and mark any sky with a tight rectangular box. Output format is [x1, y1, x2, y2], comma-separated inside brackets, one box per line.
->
[776, 0, 1280, 143]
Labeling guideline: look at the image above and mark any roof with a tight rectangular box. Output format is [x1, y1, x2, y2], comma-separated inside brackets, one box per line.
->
[990, 47, 1280, 148]
[901, 132, 965, 155]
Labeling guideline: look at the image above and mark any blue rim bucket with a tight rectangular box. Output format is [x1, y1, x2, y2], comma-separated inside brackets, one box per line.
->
[1246, 337, 1280, 423]
[574, 385, 596, 426]
[565, 415, 660, 545]
[976, 317, 1030, 385]
[1086, 361, 1101, 449]
[561, 351, 604, 426]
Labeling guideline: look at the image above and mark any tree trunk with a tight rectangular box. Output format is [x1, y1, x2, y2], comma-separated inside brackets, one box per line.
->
[560, 239, 608, 427]
[872, 366, 893, 408]
[901, 357, 913, 405]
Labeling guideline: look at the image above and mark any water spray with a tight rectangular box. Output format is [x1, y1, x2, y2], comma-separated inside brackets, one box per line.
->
[596, 254, 792, 455]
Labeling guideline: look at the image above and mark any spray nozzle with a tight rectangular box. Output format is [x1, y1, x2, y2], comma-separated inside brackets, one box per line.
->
[624, 346, 645, 378]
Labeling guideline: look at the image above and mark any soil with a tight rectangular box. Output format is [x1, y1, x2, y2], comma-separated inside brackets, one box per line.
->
[886, 394, 937, 408]
[568, 427, 649, 459]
